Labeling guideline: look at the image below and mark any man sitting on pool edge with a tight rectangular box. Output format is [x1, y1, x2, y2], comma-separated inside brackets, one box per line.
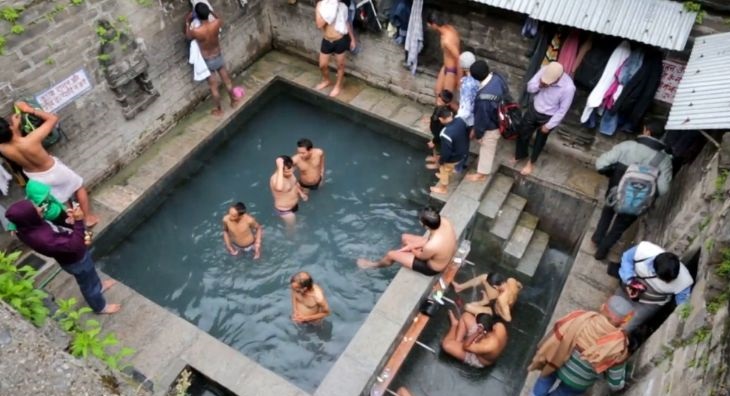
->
[270, 155, 308, 226]
[292, 138, 325, 191]
[356, 206, 456, 276]
[442, 310, 507, 368]
[222, 201, 262, 259]
[290, 271, 331, 324]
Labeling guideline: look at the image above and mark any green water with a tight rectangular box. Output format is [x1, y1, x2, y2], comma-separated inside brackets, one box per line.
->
[96, 93, 433, 392]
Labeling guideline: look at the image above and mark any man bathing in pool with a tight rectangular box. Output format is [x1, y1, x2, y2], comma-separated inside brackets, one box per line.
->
[453, 272, 523, 322]
[442, 310, 507, 368]
[357, 207, 456, 276]
[270, 155, 307, 226]
[290, 271, 330, 324]
[222, 202, 262, 259]
[292, 138, 325, 191]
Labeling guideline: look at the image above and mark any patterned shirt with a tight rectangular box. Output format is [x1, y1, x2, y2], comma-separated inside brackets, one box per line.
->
[457, 75, 480, 127]
[557, 349, 626, 391]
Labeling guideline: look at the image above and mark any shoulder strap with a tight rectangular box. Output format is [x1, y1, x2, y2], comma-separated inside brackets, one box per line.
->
[648, 150, 665, 168]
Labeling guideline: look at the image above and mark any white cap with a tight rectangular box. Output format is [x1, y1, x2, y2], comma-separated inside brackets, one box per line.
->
[459, 51, 476, 70]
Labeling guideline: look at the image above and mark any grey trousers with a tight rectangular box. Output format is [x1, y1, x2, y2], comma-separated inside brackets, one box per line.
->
[615, 287, 664, 332]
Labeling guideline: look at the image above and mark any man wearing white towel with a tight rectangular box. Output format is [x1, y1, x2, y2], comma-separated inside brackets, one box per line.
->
[0, 101, 98, 228]
[185, 2, 241, 116]
[315, 0, 356, 97]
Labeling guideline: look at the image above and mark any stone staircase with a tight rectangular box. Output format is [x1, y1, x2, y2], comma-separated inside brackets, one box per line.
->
[472, 173, 550, 278]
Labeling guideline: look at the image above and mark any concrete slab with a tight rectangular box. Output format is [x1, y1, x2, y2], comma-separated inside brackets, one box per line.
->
[516, 230, 549, 278]
[504, 212, 539, 264]
[370, 95, 405, 119]
[342, 310, 403, 370]
[477, 174, 515, 221]
[564, 166, 605, 200]
[314, 352, 373, 396]
[440, 192, 480, 240]
[571, 251, 620, 295]
[349, 87, 388, 112]
[490, 193, 527, 240]
[391, 105, 427, 127]
[455, 173, 491, 202]
[94, 185, 141, 213]
[333, 78, 367, 103]
[372, 269, 431, 325]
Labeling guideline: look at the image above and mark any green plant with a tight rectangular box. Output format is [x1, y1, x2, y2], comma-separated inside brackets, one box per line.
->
[0, 35, 6, 55]
[684, 1, 707, 24]
[706, 238, 715, 252]
[53, 297, 93, 332]
[717, 248, 730, 279]
[678, 303, 692, 320]
[136, 0, 153, 7]
[0, 251, 50, 327]
[117, 15, 128, 23]
[10, 24, 24, 34]
[97, 53, 111, 62]
[70, 0, 85, 5]
[45, 57, 55, 65]
[1, 7, 22, 24]
[715, 170, 729, 200]
[690, 326, 711, 344]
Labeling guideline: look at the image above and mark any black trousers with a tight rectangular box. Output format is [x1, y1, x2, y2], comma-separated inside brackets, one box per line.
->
[591, 204, 638, 258]
[515, 105, 552, 163]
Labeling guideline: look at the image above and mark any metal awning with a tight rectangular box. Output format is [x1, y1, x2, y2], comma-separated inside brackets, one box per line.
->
[666, 31, 730, 131]
[470, 0, 697, 51]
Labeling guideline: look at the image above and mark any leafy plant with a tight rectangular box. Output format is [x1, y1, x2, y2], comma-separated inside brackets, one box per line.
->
[45, 57, 55, 65]
[715, 170, 729, 200]
[0, 251, 49, 327]
[0, 35, 6, 56]
[678, 303, 692, 320]
[53, 297, 93, 332]
[683, 2, 707, 24]
[97, 53, 111, 62]
[689, 326, 711, 344]
[0, 7, 22, 24]
[136, 0, 153, 7]
[717, 248, 730, 279]
[70, 0, 85, 5]
[10, 24, 24, 34]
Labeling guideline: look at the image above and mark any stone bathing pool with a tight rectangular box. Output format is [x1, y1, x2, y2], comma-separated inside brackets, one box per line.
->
[91, 80, 433, 393]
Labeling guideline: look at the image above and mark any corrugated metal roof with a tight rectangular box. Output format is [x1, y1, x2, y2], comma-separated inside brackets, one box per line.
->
[471, 0, 696, 51]
[666, 32, 730, 130]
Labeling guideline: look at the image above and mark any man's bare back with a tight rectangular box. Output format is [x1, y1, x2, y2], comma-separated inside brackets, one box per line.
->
[440, 25, 461, 69]
[470, 322, 508, 366]
[0, 138, 53, 173]
[423, 217, 457, 271]
[187, 15, 221, 59]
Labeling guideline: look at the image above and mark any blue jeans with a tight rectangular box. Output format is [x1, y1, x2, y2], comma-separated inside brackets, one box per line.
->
[532, 373, 585, 396]
[62, 251, 106, 313]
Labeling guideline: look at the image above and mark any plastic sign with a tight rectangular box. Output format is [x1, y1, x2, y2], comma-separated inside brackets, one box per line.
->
[35, 69, 93, 113]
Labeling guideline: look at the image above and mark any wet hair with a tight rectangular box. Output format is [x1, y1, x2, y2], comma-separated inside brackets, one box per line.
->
[425, 10, 446, 26]
[643, 120, 665, 139]
[279, 155, 294, 169]
[231, 202, 246, 215]
[653, 252, 681, 282]
[470, 60, 490, 82]
[419, 206, 441, 230]
[476, 313, 498, 332]
[290, 272, 313, 291]
[438, 89, 454, 104]
[297, 138, 313, 150]
[194, 3, 211, 20]
[486, 273, 506, 287]
[0, 118, 12, 144]
[436, 106, 454, 120]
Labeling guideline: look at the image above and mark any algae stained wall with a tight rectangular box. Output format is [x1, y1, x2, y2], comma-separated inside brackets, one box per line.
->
[0, 0, 271, 188]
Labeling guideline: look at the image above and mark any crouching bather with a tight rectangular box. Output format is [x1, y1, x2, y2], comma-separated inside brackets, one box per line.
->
[453, 272, 522, 322]
[357, 207, 456, 276]
[442, 310, 507, 368]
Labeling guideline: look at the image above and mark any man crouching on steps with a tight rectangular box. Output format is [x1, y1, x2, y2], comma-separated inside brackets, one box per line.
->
[315, 0, 356, 97]
[357, 207, 456, 276]
[185, 2, 241, 116]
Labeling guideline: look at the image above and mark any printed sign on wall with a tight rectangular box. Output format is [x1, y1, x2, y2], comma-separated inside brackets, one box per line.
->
[35, 69, 93, 112]
[655, 59, 686, 104]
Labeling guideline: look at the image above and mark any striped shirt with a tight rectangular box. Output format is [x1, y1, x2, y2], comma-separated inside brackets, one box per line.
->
[556, 349, 626, 391]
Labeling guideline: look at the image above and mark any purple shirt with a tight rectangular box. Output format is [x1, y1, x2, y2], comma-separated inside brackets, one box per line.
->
[527, 67, 576, 129]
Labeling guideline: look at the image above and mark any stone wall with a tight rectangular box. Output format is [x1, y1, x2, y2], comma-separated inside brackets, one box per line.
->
[0, 0, 271, 188]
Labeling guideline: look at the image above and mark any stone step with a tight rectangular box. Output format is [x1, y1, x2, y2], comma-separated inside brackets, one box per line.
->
[504, 211, 540, 265]
[477, 174, 515, 223]
[489, 193, 527, 240]
[516, 229, 550, 278]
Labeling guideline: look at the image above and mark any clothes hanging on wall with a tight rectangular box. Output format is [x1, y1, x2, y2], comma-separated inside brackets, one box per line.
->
[521, 17, 538, 38]
[612, 48, 663, 128]
[580, 40, 631, 123]
[557, 30, 581, 75]
[520, 24, 555, 106]
[404, 0, 423, 74]
[573, 36, 621, 90]
[353, 0, 382, 33]
[543, 29, 566, 65]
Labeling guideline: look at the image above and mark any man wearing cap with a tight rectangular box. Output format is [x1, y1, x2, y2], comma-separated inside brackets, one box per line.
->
[529, 295, 633, 396]
[514, 62, 575, 176]
[466, 60, 509, 182]
[456, 51, 479, 129]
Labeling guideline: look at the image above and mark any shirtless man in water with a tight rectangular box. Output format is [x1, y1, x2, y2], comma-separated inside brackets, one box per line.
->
[185, 3, 240, 116]
[292, 138, 325, 191]
[453, 272, 523, 322]
[290, 271, 331, 324]
[426, 11, 461, 105]
[0, 101, 98, 227]
[222, 202, 262, 259]
[315, 0, 356, 97]
[442, 310, 507, 368]
[357, 207, 456, 276]
[270, 155, 308, 226]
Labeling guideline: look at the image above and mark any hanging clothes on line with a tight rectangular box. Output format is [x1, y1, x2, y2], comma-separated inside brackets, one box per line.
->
[580, 40, 631, 123]
[521, 17, 538, 38]
[404, 0, 423, 74]
[573, 36, 620, 90]
[543, 29, 566, 65]
[599, 47, 644, 135]
[612, 48, 663, 129]
[557, 30, 581, 75]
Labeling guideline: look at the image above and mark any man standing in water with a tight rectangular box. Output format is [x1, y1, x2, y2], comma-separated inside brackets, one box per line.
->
[442, 310, 508, 368]
[270, 156, 307, 226]
[357, 207, 456, 276]
[0, 101, 98, 227]
[290, 271, 331, 324]
[292, 138, 326, 191]
[426, 11, 461, 104]
[222, 202, 262, 259]
[315, 0, 356, 97]
[185, 3, 241, 116]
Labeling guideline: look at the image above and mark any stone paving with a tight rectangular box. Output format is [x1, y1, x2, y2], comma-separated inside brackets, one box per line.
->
[36, 51, 618, 396]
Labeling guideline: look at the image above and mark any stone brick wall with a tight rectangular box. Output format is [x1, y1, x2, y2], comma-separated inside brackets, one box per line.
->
[0, 0, 271, 188]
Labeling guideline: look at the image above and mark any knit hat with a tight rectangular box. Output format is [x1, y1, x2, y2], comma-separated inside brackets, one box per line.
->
[542, 62, 564, 85]
[606, 295, 634, 321]
[470, 60, 490, 82]
[459, 51, 476, 70]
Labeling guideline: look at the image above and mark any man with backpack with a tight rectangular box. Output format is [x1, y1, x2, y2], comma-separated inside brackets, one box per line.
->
[592, 121, 672, 260]
[616, 241, 693, 332]
[514, 62, 575, 176]
[465, 60, 509, 182]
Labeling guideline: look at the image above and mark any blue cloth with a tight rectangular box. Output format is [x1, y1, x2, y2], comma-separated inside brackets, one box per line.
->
[390, 0, 410, 29]
[618, 246, 691, 305]
[62, 251, 107, 312]
[531, 373, 585, 396]
[439, 117, 469, 164]
[473, 74, 509, 138]
[599, 49, 643, 135]
[599, 110, 619, 135]
[457, 75, 480, 126]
